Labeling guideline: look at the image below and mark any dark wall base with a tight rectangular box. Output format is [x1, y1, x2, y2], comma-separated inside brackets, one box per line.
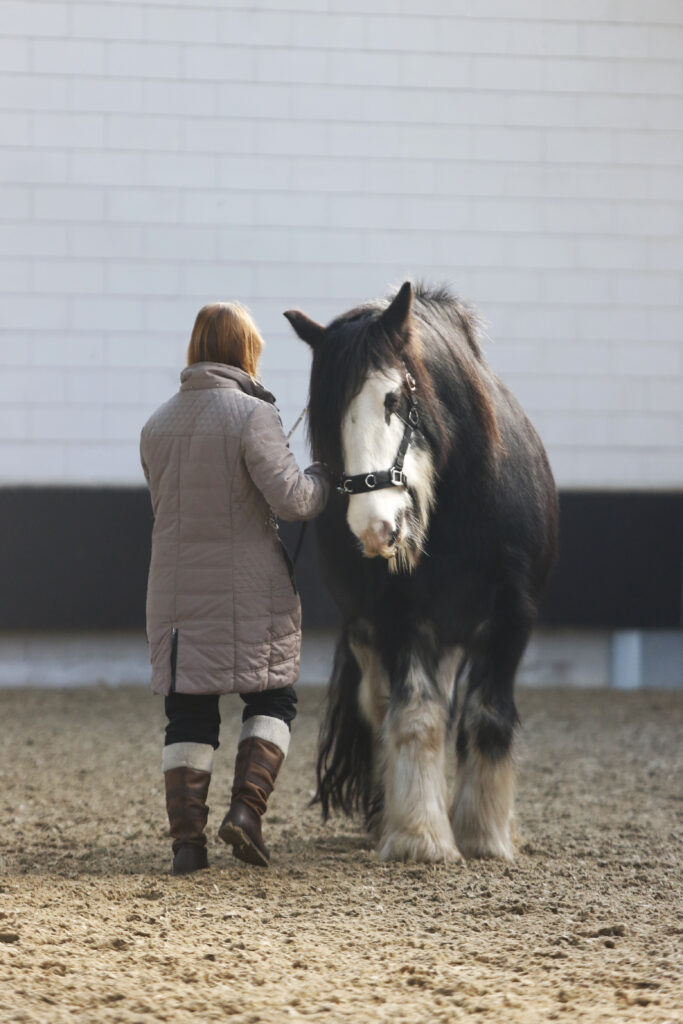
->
[1, 488, 681, 630]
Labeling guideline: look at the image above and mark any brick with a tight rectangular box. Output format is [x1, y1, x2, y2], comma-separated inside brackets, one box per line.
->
[218, 155, 291, 192]
[69, 151, 145, 187]
[183, 44, 256, 82]
[66, 367, 145, 405]
[612, 342, 681, 377]
[146, 6, 220, 44]
[69, 297, 143, 331]
[0, 407, 29, 440]
[144, 79, 218, 117]
[182, 190, 255, 226]
[0, 258, 30, 292]
[218, 8, 293, 47]
[33, 260, 105, 295]
[256, 46, 327, 85]
[217, 225, 291, 262]
[328, 49, 400, 87]
[0, 442, 66, 484]
[646, 377, 683, 411]
[0, 73, 67, 111]
[0, 2, 68, 37]
[105, 405, 152, 440]
[30, 336, 105, 367]
[29, 403, 104, 441]
[106, 262, 180, 296]
[576, 376, 646, 413]
[106, 114, 182, 152]
[641, 451, 683, 488]
[611, 272, 680, 307]
[107, 41, 181, 79]
[290, 11, 364, 50]
[34, 187, 106, 222]
[141, 297, 201, 332]
[181, 262, 254, 297]
[33, 39, 106, 76]
[69, 224, 145, 259]
[0, 185, 31, 219]
[71, 3, 145, 40]
[0, 36, 30, 73]
[144, 153, 216, 189]
[0, 295, 68, 330]
[143, 224, 217, 261]
[64, 441, 141, 483]
[579, 23, 647, 60]
[0, 367, 67, 403]
[104, 336, 185, 368]
[67, 76, 144, 114]
[33, 112, 105, 149]
[0, 223, 68, 258]
[256, 191, 327, 228]
[648, 24, 683, 60]
[1, 148, 67, 185]
[0, 112, 30, 146]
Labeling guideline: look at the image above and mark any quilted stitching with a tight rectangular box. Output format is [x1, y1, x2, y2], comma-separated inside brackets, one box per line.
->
[141, 363, 329, 696]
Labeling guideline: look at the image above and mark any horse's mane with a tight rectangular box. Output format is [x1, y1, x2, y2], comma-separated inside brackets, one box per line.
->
[307, 283, 501, 474]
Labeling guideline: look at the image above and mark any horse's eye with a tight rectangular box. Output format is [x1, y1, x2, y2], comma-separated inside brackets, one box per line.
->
[384, 391, 399, 424]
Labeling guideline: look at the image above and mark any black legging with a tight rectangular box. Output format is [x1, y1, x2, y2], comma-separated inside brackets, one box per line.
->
[164, 686, 298, 750]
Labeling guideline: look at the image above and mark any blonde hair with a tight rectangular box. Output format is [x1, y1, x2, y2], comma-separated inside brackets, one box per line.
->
[187, 302, 264, 378]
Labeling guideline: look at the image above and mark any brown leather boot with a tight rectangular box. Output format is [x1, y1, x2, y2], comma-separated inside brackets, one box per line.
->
[165, 765, 211, 876]
[218, 737, 285, 867]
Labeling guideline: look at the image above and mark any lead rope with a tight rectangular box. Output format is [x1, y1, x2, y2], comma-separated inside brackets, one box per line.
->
[286, 405, 309, 442]
[286, 405, 310, 564]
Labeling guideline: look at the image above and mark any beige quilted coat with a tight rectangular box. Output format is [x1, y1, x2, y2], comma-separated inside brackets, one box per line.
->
[140, 362, 329, 696]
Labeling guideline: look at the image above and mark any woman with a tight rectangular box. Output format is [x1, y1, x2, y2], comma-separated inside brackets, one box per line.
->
[140, 302, 329, 875]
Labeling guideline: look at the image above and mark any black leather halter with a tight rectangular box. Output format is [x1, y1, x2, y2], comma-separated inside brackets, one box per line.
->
[338, 366, 420, 495]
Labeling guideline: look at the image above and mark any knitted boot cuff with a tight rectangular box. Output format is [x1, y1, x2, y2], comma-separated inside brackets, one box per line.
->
[162, 742, 214, 774]
[239, 715, 290, 758]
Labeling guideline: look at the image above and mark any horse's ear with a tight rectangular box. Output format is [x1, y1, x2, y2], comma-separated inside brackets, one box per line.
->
[283, 309, 325, 349]
[382, 281, 413, 335]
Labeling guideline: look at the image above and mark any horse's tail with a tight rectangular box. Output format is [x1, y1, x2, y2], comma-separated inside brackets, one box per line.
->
[313, 630, 374, 823]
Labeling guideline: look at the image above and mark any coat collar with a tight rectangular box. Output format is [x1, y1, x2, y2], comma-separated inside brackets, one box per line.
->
[180, 362, 276, 404]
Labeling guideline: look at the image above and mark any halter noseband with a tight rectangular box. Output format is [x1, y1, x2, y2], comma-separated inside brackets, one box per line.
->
[338, 365, 420, 496]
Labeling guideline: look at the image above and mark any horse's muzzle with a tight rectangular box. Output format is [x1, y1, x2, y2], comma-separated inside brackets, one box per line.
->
[358, 518, 404, 559]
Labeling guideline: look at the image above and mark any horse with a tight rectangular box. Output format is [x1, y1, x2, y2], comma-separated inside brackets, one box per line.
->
[284, 281, 558, 862]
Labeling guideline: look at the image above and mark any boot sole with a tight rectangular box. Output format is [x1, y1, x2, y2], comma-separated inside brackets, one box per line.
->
[218, 821, 269, 868]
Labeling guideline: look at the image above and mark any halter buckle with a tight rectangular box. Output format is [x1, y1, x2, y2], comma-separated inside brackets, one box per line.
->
[391, 468, 406, 487]
[405, 370, 417, 391]
[408, 407, 419, 427]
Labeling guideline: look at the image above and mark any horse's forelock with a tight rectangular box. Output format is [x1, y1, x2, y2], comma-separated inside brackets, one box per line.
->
[307, 308, 406, 471]
[307, 283, 500, 473]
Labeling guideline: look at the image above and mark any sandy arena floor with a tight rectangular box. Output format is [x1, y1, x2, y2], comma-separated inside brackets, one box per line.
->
[0, 684, 681, 1023]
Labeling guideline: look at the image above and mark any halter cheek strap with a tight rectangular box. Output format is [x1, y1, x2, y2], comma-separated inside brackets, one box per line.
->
[338, 368, 419, 496]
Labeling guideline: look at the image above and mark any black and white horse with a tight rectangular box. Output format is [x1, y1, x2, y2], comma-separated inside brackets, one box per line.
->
[285, 282, 557, 862]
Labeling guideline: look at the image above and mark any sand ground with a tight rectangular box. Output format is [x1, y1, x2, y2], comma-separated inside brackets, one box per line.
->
[0, 684, 681, 1024]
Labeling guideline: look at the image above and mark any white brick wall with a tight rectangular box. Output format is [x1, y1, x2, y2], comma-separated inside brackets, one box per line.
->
[0, 1, 681, 487]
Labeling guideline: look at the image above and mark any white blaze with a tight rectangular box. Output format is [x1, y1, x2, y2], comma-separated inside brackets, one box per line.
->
[340, 367, 436, 566]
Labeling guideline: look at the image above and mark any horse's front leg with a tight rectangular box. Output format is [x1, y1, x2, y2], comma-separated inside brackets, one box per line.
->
[451, 588, 533, 860]
[379, 648, 461, 863]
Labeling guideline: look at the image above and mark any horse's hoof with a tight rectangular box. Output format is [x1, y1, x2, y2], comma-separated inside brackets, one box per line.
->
[451, 812, 515, 861]
[378, 830, 461, 864]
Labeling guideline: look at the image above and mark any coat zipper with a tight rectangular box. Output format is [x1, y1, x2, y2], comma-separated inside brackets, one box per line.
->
[170, 626, 178, 693]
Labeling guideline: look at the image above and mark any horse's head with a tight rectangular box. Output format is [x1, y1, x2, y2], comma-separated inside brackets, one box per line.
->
[285, 282, 437, 573]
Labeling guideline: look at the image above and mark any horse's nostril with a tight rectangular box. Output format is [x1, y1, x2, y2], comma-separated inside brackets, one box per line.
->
[374, 520, 392, 545]
[359, 520, 394, 555]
